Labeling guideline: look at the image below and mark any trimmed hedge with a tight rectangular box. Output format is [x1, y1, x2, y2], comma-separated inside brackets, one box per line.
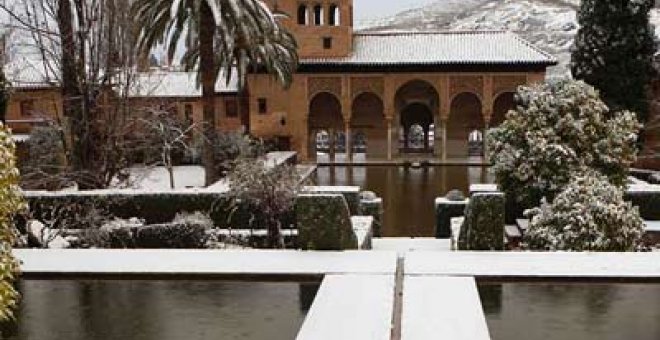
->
[295, 194, 357, 251]
[435, 198, 469, 239]
[458, 193, 505, 251]
[24, 191, 286, 230]
[625, 190, 660, 220]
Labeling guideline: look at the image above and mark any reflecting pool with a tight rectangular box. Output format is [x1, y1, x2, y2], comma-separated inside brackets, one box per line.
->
[2, 280, 316, 340]
[479, 282, 660, 340]
[314, 166, 492, 237]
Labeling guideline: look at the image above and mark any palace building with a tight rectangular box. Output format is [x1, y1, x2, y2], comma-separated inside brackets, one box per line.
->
[3, 0, 557, 163]
[249, 0, 557, 161]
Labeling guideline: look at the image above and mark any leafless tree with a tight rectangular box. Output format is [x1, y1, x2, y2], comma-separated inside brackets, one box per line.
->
[0, 0, 143, 189]
[139, 107, 200, 189]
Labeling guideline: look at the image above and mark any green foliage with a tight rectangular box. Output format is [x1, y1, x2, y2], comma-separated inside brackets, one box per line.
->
[571, 0, 657, 122]
[212, 132, 265, 177]
[458, 193, 505, 251]
[133, 0, 298, 88]
[295, 194, 357, 251]
[227, 159, 301, 248]
[0, 123, 25, 320]
[0, 66, 9, 122]
[488, 80, 641, 210]
[20, 126, 69, 190]
[524, 171, 644, 252]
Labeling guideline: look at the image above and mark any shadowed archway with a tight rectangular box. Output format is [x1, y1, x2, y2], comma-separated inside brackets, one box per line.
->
[492, 92, 516, 127]
[448, 92, 484, 157]
[308, 92, 344, 160]
[394, 80, 439, 154]
[351, 92, 385, 158]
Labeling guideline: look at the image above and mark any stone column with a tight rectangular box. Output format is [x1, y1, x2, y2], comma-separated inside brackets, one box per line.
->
[345, 122, 353, 163]
[483, 122, 490, 161]
[386, 118, 393, 161]
[441, 118, 448, 161]
[329, 128, 336, 162]
[434, 116, 443, 157]
[308, 128, 316, 162]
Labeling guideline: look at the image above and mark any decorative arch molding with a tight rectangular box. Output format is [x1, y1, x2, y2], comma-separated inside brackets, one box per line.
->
[393, 79, 440, 116]
[308, 91, 344, 129]
[308, 77, 343, 101]
[492, 75, 526, 98]
[449, 76, 484, 102]
[351, 77, 384, 100]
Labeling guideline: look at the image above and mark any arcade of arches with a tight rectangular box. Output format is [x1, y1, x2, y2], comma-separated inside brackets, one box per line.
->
[304, 75, 533, 162]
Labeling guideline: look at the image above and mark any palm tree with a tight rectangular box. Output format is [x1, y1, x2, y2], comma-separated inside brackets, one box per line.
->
[134, 0, 298, 185]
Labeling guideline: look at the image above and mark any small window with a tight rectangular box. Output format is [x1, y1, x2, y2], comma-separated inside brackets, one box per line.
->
[313, 5, 323, 26]
[328, 4, 340, 26]
[226, 99, 238, 118]
[297, 5, 308, 25]
[20, 100, 35, 117]
[323, 37, 333, 49]
[258, 98, 268, 114]
[184, 104, 193, 122]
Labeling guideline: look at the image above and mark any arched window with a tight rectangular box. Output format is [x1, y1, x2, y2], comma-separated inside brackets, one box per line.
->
[328, 4, 340, 26]
[297, 4, 308, 25]
[313, 5, 324, 26]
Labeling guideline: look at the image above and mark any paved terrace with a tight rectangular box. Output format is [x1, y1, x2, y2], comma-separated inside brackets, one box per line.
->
[14, 250, 660, 340]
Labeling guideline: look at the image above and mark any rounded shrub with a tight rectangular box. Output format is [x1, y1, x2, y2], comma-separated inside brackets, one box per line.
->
[524, 170, 644, 252]
[488, 80, 641, 210]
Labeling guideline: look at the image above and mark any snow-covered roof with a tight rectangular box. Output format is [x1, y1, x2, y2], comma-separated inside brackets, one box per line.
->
[4, 57, 58, 89]
[128, 71, 239, 98]
[302, 31, 557, 66]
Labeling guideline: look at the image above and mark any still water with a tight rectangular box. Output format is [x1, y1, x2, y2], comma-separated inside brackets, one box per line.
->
[479, 282, 660, 340]
[2, 280, 316, 340]
[314, 166, 492, 237]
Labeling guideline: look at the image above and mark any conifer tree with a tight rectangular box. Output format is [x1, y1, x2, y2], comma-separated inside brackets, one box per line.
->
[571, 0, 657, 123]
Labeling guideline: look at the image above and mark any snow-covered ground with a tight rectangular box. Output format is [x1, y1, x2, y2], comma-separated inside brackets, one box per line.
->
[120, 166, 206, 190]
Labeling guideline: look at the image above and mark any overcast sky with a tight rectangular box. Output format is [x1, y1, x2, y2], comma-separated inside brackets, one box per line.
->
[354, 0, 434, 22]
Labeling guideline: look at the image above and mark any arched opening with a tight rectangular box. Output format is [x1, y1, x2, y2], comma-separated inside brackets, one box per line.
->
[328, 4, 340, 26]
[308, 92, 343, 161]
[400, 103, 433, 152]
[313, 5, 324, 26]
[448, 92, 484, 158]
[394, 80, 439, 155]
[492, 92, 516, 127]
[351, 92, 385, 158]
[297, 5, 309, 25]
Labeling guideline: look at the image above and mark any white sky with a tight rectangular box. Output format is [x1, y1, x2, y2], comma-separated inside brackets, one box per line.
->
[354, 0, 435, 22]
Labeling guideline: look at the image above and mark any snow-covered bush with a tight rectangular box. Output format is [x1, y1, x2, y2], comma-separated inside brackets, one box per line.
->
[227, 159, 301, 249]
[524, 170, 644, 252]
[212, 132, 265, 178]
[20, 125, 69, 190]
[488, 80, 640, 209]
[0, 123, 24, 320]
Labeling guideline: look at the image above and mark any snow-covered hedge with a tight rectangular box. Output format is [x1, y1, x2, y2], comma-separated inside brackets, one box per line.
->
[0, 123, 23, 320]
[524, 171, 644, 252]
[488, 80, 641, 211]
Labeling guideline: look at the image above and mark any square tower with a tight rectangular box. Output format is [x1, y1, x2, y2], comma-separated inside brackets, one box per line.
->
[264, 0, 354, 58]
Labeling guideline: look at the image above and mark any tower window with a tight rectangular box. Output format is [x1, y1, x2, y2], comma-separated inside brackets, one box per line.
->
[323, 37, 333, 49]
[313, 5, 324, 26]
[20, 100, 35, 117]
[328, 4, 340, 26]
[258, 98, 268, 114]
[297, 5, 308, 25]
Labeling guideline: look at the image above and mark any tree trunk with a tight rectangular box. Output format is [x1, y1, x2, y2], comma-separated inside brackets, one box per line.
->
[57, 0, 86, 181]
[200, 3, 218, 186]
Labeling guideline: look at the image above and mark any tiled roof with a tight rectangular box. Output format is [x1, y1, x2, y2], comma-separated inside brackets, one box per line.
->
[127, 70, 239, 98]
[4, 57, 58, 89]
[302, 31, 557, 66]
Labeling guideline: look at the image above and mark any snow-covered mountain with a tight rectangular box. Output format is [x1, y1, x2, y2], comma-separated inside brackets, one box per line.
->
[359, 0, 660, 78]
